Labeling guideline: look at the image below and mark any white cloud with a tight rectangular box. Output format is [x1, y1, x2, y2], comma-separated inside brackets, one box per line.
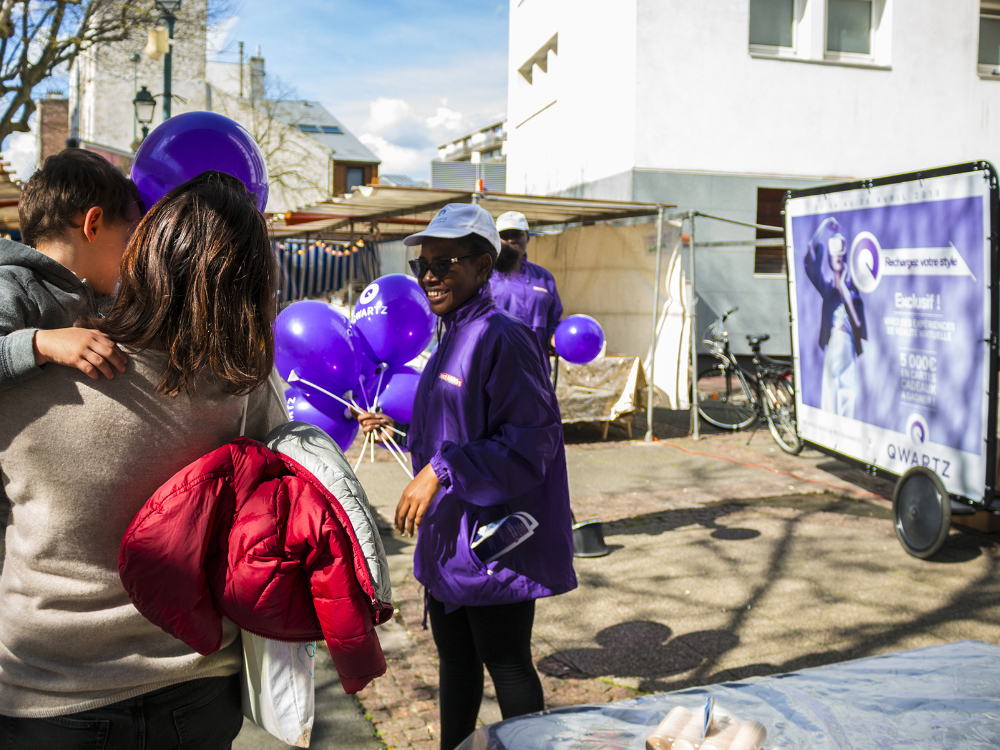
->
[426, 105, 465, 132]
[357, 97, 488, 180]
[207, 16, 240, 58]
[2, 131, 36, 181]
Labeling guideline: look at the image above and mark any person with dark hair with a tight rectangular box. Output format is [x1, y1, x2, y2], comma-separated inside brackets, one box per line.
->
[0, 171, 287, 748]
[489, 211, 563, 375]
[361, 203, 576, 750]
[0, 148, 143, 392]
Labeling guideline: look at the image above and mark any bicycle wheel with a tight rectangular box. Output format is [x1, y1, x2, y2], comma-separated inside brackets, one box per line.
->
[697, 365, 757, 430]
[762, 373, 803, 455]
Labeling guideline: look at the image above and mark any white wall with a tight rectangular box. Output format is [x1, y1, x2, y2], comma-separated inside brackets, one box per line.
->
[510, 0, 1000, 194]
[506, 0, 638, 195]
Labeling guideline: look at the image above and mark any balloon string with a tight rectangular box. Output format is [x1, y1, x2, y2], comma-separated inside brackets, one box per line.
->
[290, 370, 406, 436]
[371, 365, 387, 412]
[353, 431, 370, 474]
[381, 430, 414, 479]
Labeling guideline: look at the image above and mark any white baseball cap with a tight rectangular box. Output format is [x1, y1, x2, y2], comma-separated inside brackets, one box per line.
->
[496, 211, 529, 233]
[403, 203, 500, 259]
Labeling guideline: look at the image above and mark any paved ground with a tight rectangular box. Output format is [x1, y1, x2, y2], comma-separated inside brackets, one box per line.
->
[241, 411, 1000, 749]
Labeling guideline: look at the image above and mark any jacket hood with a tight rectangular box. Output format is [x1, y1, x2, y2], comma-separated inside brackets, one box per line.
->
[0, 238, 89, 293]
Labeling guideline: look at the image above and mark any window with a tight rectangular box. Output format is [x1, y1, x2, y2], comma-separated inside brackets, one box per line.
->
[297, 124, 320, 133]
[749, 0, 794, 48]
[320, 125, 343, 135]
[979, 3, 1000, 72]
[346, 167, 365, 191]
[754, 188, 787, 275]
[826, 0, 872, 56]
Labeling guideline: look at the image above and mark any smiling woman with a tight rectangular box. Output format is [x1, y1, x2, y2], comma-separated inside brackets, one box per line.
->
[374, 203, 578, 750]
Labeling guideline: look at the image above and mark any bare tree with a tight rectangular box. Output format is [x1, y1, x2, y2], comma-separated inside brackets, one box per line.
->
[0, 0, 237, 148]
[209, 74, 331, 212]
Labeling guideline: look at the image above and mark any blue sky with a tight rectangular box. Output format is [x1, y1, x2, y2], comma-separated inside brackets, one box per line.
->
[0, 0, 510, 182]
[208, 0, 510, 179]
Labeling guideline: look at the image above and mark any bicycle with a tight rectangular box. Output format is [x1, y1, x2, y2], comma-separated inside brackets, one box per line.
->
[696, 307, 804, 455]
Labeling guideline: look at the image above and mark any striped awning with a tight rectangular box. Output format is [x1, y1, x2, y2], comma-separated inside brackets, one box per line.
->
[275, 239, 381, 303]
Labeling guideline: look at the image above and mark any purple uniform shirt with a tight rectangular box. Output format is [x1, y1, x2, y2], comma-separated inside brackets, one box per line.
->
[408, 284, 577, 608]
[489, 257, 563, 374]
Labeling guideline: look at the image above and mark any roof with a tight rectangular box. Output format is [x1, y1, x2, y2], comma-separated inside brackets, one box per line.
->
[270, 185, 673, 239]
[274, 100, 380, 164]
[379, 174, 426, 187]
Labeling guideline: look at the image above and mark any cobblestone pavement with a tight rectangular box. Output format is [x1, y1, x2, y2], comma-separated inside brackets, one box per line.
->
[344, 416, 1000, 750]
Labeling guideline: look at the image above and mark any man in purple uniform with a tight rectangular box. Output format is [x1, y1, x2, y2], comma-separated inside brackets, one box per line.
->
[489, 211, 563, 375]
[369, 203, 576, 750]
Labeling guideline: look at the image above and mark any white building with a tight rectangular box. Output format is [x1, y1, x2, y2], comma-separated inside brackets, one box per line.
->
[507, 0, 1000, 353]
[431, 119, 507, 191]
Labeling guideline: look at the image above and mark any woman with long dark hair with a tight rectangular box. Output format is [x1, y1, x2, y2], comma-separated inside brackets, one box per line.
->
[0, 171, 287, 748]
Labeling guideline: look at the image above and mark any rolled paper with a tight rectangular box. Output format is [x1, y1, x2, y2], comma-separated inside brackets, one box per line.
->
[645, 736, 673, 750]
[649, 707, 692, 743]
[728, 721, 767, 750]
[700, 719, 741, 750]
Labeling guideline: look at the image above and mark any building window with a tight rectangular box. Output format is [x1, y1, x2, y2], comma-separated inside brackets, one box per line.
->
[319, 125, 343, 135]
[298, 124, 320, 133]
[346, 167, 365, 191]
[979, 3, 1000, 72]
[749, 0, 794, 48]
[754, 188, 787, 275]
[826, 0, 872, 56]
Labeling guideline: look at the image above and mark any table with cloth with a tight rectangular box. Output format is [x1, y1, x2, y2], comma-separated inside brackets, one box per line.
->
[555, 356, 646, 439]
[457, 641, 1000, 749]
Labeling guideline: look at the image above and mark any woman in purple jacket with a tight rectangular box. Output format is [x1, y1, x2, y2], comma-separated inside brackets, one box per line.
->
[362, 204, 576, 750]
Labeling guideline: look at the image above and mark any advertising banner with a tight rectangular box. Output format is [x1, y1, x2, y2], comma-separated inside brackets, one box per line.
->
[786, 168, 994, 500]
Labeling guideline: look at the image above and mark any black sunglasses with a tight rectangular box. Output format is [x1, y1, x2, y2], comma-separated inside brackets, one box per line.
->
[408, 254, 479, 281]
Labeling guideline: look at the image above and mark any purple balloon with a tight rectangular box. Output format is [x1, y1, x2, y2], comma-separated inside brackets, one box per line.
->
[364, 365, 421, 423]
[350, 325, 380, 379]
[353, 274, 434, 367]
[554, 315, 605, 364]
[131, 111, 269, 213]
[285, 386, 359, 452]
[275, 301, 360, 395]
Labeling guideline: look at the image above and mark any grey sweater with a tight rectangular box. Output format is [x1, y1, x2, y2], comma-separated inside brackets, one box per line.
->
[0, 238, 97, 393]
[0, 351, 288, 717]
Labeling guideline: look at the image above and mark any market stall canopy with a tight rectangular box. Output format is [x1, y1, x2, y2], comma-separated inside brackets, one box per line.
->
[270, 185, 672, 239]
[0, 161, 21, 231]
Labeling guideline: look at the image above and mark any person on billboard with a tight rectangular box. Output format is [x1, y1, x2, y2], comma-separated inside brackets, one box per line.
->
[804, 217, 867, 418]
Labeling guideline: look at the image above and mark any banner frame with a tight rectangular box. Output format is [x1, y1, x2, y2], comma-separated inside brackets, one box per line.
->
[783, 161, 1000, 508]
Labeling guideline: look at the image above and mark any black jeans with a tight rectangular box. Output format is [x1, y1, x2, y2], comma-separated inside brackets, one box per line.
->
[428, 596, 544, 750]
[0, 674, 243, 750]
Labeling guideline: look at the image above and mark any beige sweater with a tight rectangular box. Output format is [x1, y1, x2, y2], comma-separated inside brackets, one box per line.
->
[0, 349, 288, 717]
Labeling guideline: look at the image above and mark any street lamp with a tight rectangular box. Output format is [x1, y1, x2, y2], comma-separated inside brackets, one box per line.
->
[154, 0, 181, 119]
[133, 86, 157, 147]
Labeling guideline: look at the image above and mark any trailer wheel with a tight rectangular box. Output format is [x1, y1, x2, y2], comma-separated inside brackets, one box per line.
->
[893, 466, 951, 559]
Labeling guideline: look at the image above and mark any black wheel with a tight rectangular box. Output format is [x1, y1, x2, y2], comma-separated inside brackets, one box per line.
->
[762, 374, 803, 455]
[893, 466, 951, 559]
[697, 366, 757, 430]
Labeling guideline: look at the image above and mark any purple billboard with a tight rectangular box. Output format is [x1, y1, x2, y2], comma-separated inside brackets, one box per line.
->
[786, 170, 993, 499]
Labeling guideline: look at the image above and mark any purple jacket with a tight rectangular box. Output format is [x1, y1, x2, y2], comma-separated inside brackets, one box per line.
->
[489, 257, 563, 374]
[408, 284, 577, 608]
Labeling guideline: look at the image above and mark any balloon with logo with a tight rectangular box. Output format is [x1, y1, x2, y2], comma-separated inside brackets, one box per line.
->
[364, 365, 421, 424]
[131, 111, 269, 212]
[554, 315, 605, 364]
[274, 301, 360, 396]
[285, 385, 359, 452]
[353, 274, 434, 366]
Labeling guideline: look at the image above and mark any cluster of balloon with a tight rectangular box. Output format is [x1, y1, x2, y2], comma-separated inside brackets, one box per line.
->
[131, 111, 269, 212]
[554, 314, 605, 364]
[270, 275, 433, 455]
[352, 274, 434, 423]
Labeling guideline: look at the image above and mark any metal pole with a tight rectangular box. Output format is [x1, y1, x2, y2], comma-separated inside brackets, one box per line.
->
[646, 206, 664, 442]
[688, 212, 700, 439]
[162, 13, 175, 119]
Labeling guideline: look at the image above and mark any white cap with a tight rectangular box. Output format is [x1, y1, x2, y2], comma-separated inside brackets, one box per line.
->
[496, 211, 529, 233]
[403, 203, 500, 259]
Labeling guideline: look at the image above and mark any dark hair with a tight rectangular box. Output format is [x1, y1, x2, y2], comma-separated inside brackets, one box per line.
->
[458, 232, 497, 278]
[88, 171, 278, 397]
[19, 149, 143, 248]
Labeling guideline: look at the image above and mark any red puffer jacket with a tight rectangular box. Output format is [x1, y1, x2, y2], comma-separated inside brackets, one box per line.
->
[119, 437, 391, 694]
